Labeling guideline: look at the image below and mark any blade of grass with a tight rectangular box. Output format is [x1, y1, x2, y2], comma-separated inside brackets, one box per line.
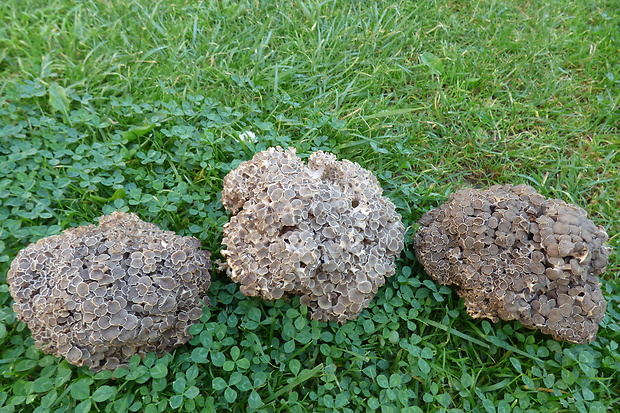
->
[263, 363, 324, 404]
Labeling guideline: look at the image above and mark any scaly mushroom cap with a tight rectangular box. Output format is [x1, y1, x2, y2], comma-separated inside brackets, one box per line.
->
[413, 184, 608, 344]
[7, 211, 211, 371]
[221, 147, 404, 322]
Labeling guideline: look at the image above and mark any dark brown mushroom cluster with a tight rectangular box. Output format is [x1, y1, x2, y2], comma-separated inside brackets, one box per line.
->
[7, 212, 211, 371]
[413, 184, 608, 344]
[221, 147, 404, 322]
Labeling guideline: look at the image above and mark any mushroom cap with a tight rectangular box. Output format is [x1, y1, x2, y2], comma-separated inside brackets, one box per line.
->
[7, 211, 212, 371]
[221, 147, 404, 322]
[413, 184, 608, 344]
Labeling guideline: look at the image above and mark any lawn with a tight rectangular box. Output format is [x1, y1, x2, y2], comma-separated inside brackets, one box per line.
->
[0, 0, 619, 412]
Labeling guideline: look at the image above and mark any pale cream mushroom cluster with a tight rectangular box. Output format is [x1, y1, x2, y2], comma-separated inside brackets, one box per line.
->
[7, 212, 211, 371]
[221, 147, 404, 322]
[413, 184, 608, 344]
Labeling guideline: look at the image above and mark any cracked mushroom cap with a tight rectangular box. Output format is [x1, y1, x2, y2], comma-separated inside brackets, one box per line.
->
[221, 147, 404, 322]
[413, 184, 608, 344]
[7, 211, 211, 371]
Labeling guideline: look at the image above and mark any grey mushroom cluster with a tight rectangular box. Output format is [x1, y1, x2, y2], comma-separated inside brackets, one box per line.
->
[413, 184, 608, 344]
[7, 212, 211, 371]
[221, 147, 405, 322]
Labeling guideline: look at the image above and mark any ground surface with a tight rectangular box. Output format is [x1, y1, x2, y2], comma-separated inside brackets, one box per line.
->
[0, 0, 618, 412]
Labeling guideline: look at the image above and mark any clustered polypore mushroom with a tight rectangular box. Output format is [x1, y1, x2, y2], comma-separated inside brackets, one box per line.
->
[7, 212, 211, 371]
[220, 147, 405, 322]
[413, 184, 608, 344]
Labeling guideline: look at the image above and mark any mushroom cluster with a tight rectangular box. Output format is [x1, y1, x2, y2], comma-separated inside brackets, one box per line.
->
[7, 212, 211, 371]
[413, 184, 608, 344]
[221, 147, 404, 322]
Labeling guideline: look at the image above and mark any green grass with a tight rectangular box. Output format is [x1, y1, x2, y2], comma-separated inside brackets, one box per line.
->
[0, 0, 619, 412]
